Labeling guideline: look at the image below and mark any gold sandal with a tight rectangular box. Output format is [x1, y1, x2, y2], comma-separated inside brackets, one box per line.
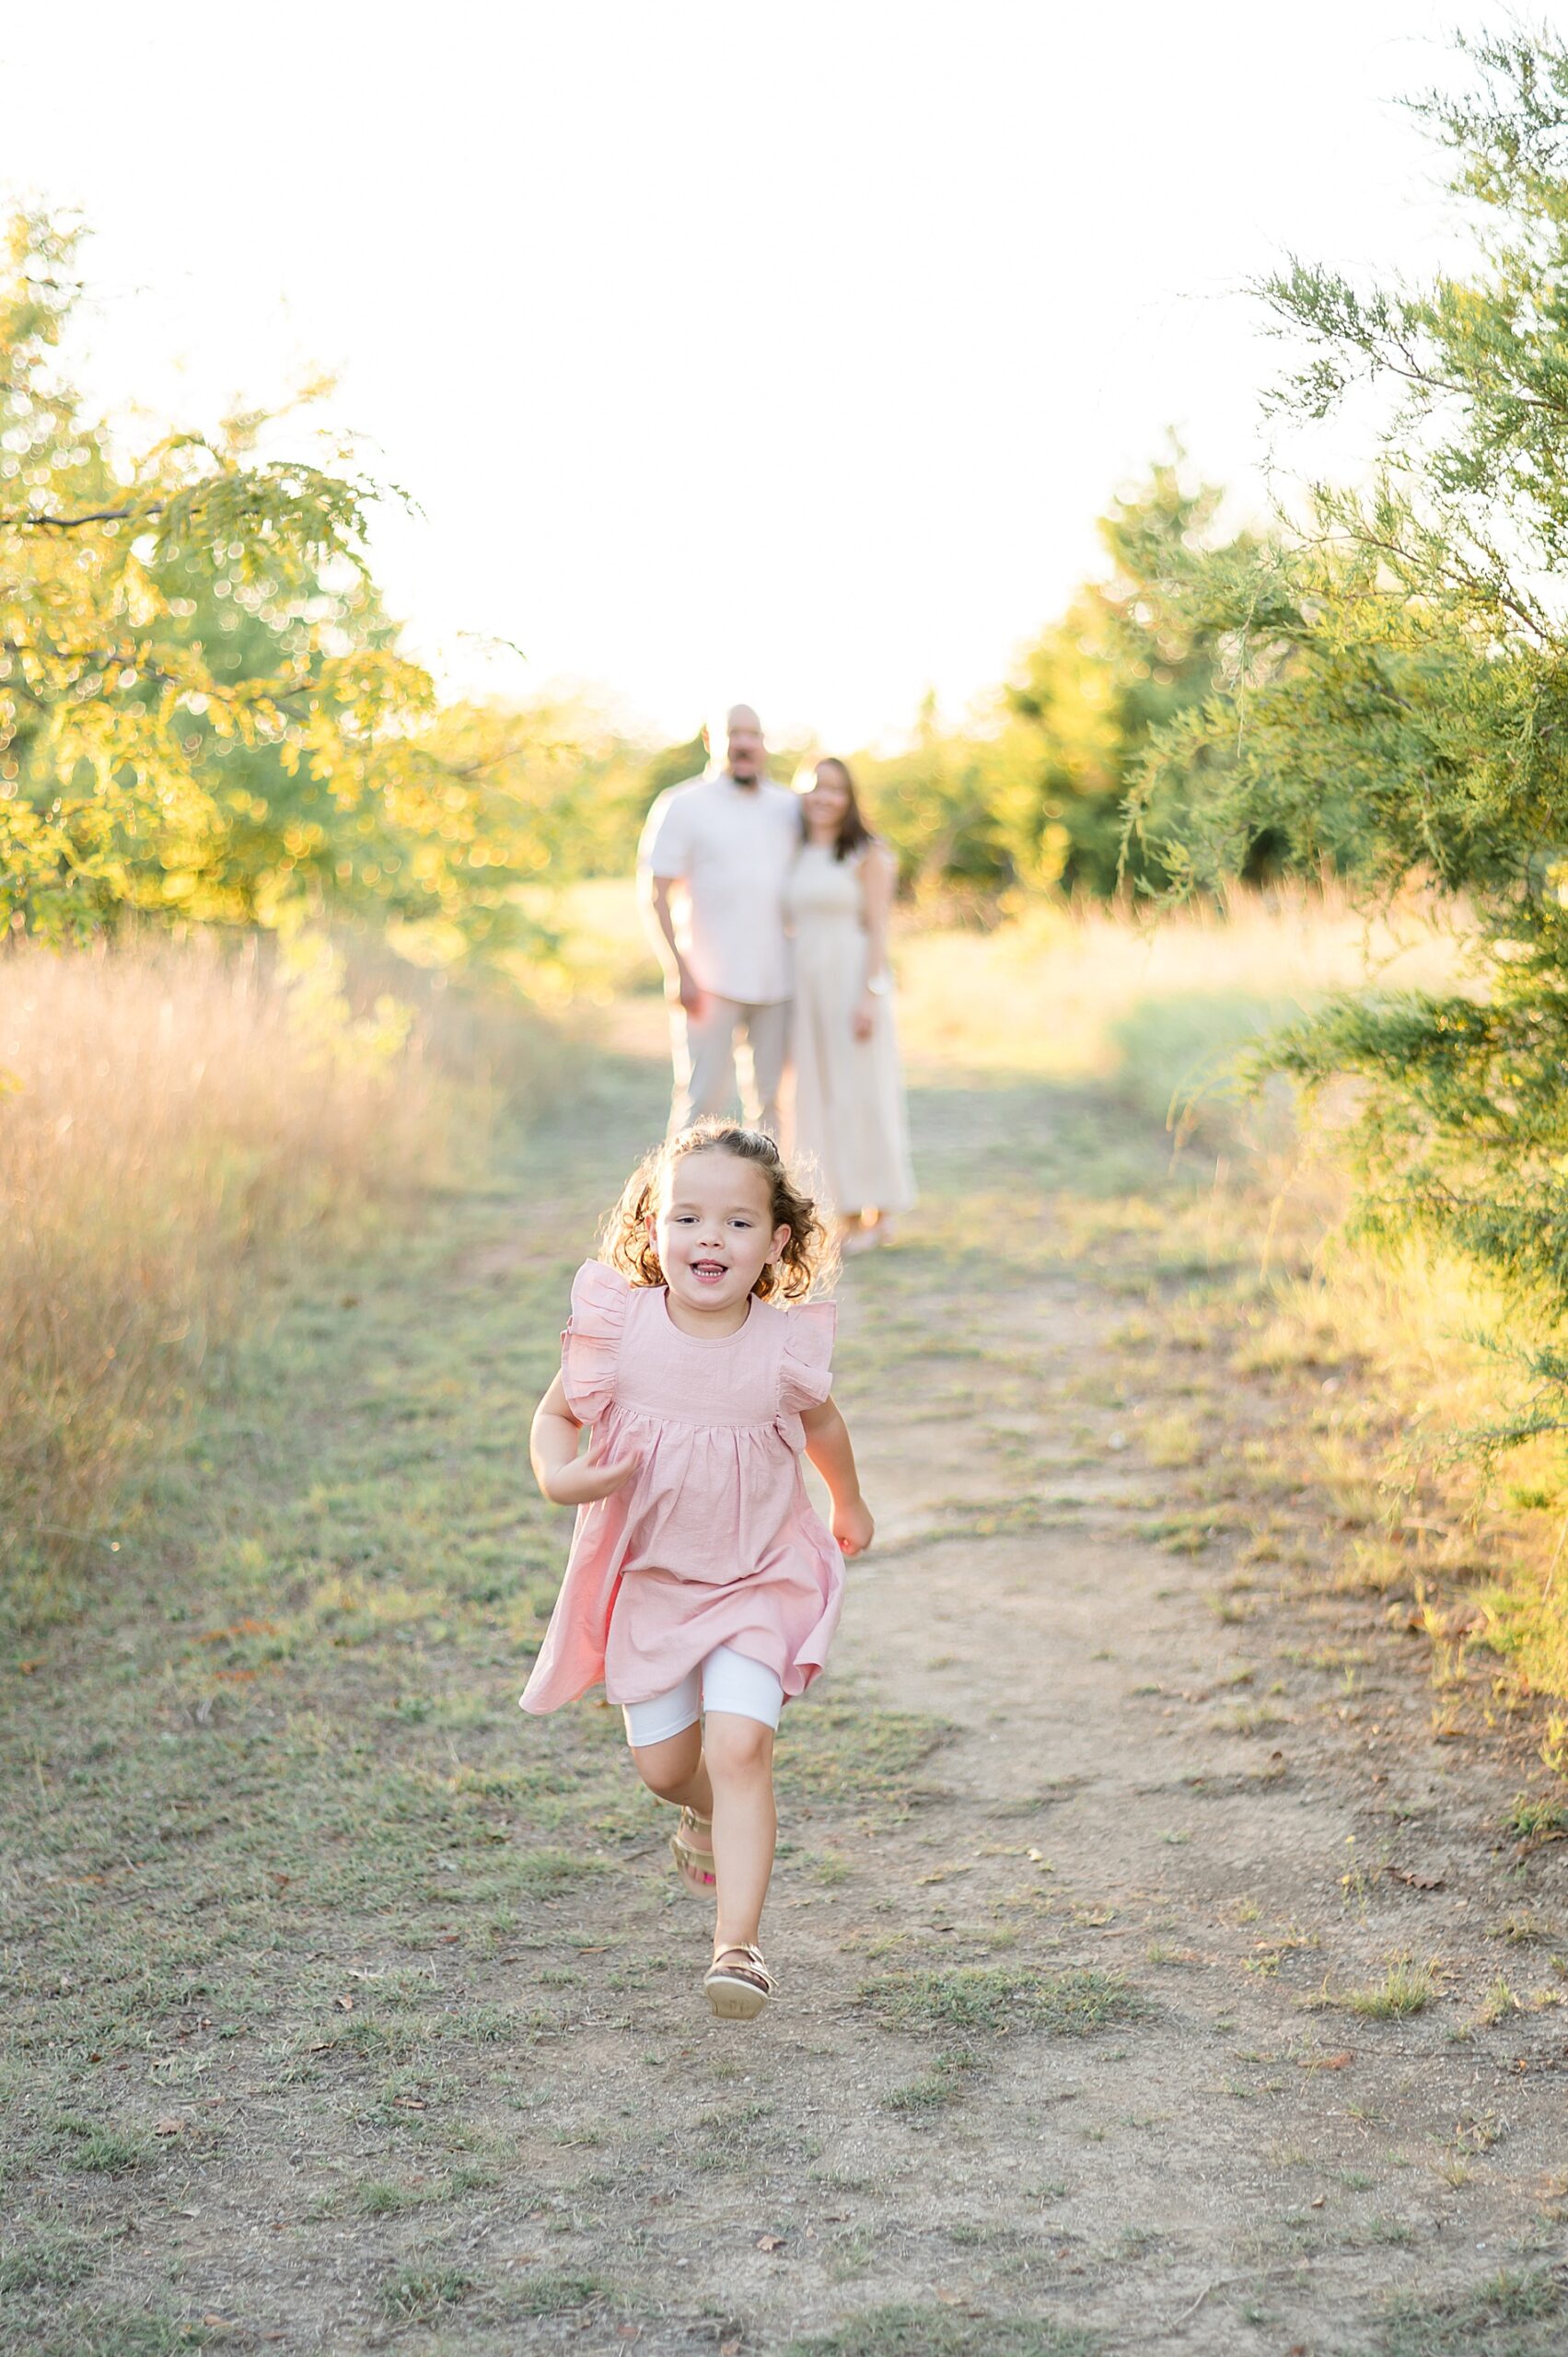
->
[669, 1805, 715, 1898]
[703, 1944, 773, 2021]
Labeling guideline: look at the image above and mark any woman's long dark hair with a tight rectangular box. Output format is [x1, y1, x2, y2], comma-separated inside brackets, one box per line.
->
[801, 757, 875, 863]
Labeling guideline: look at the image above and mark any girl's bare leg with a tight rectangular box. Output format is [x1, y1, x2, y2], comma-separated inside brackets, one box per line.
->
[631, 1724, 714, 1859]
[702, 1713, 777, 1954]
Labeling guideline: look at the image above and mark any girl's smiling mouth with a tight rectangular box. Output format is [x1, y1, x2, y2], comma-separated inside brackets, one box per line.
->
[691, 1258, 729, 1283]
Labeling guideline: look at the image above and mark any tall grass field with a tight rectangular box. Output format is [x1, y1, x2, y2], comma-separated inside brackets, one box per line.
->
[0, 935, 444, 1605]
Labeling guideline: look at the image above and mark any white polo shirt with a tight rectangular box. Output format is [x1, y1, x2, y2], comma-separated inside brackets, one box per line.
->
[638, 772, 800, 1005]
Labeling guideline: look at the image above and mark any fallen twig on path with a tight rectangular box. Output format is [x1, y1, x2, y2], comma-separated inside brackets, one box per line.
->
[1168, 2260, 1323, 2332]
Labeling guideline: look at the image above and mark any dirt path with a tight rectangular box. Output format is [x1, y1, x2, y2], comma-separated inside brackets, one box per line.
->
[5, 1016, 1568, 2356]
[819, 1074, 1568, 2352]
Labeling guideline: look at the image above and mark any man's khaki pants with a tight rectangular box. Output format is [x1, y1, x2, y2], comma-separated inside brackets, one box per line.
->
[669, 994, 791, 1138]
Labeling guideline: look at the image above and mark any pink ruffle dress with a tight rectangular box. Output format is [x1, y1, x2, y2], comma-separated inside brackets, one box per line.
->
[520, 1260, 843, 1713]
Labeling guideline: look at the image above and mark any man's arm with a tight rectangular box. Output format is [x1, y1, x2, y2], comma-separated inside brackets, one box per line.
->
[636, 791, 704, 1015]
[640, 872, 703, 1015]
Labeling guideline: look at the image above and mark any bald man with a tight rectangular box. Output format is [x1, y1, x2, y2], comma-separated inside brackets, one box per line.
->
[637, 703, 801, 1136]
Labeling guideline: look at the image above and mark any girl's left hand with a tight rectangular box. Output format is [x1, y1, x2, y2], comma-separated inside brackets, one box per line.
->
[833, 1497, 875, 1558]
[851, 995, 875, 1042]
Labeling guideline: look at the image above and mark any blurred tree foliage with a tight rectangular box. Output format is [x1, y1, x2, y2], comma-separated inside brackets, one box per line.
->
[0, 209, 596, 963]
[1005, 452, 1275, 895]
[852, 453, 1272, 900]
[851, 691, 1018, 900]
[1128, 28, 1568, 1438]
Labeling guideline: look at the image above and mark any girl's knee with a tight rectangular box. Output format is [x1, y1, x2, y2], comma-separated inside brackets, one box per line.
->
[631, 1728, 703, 1799]
[703, 1713, 774, 1779]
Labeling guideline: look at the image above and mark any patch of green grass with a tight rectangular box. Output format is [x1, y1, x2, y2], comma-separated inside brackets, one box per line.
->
[357, 2178, 426, 2215]
[510, 2269, 615, 2316]
[775, 1698, 951, 1808]
[784, 2306, 1098, 2356]
[444, 2161, 500, 2197]
[1142, 1515, 1214, 1552]
[379, 2265, 475, 2320]
[337, 2014, 422, 2061]
[861, 1966, 1141, 2038]
[1476, 1976, 1523, 2026]
[0, 2230, 95, 2293]
[28, 2309, 210, 2357]
[1503, 1795, 1568, 1842]
[885, 2049, 983, 2113]
[1345, 1959, 1437, 2020]
[1353, 2267, 1563, 2355]
[1486, 1912, 1551, 1945]
[509, 1846, 606, 1898]
[53, 2119, 149, 2175]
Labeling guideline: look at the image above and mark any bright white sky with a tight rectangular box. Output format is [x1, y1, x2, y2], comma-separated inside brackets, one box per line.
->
[0, 1, 1509, 750]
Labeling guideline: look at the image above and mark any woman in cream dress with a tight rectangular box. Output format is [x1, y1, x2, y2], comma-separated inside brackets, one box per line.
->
[784, 760, 915, 1252]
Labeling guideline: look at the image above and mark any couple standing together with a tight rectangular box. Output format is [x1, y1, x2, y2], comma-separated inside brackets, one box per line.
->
[637, 702, 914, 1250]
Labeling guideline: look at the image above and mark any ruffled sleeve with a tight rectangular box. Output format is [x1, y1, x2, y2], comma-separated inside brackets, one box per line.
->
[778, 1298, 837, 1416]
[560, 1260, 631, 1422]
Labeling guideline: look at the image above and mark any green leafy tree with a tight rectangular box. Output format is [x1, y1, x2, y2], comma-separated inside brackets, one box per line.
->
[0, 209, 554, 961]
[1129, 28, 1568, 1437]
[853, 691, 1018, 901]
[852, 458, 1273, 904]
[1005, 452, 1272, 896]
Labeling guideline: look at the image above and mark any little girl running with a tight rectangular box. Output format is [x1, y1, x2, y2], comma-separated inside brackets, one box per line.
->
[523, 1120, 873, 2021]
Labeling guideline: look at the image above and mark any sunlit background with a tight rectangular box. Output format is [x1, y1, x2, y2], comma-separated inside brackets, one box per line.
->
[4, 0, 1458, 749]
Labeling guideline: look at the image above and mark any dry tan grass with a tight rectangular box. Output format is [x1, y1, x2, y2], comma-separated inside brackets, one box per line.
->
[892, 882, 1466, 1093]
[889, 890, 1568, 1747]
[0, 933, 443, 1580]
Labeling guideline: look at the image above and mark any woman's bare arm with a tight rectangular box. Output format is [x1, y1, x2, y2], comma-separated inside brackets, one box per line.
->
[854, 842, 898, 1039]
[861, 841, 896, 982]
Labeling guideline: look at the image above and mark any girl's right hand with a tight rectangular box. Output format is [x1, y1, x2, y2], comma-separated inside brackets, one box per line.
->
[833, 1495, 875, 1558]
[544, 1453, 640, 1507]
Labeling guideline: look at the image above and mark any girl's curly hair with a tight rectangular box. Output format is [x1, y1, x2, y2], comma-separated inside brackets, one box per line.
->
[599, 1121, 836, 1303]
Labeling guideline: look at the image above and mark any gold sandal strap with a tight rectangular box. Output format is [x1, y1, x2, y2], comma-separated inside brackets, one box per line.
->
[709, 1945, 772, 1991]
